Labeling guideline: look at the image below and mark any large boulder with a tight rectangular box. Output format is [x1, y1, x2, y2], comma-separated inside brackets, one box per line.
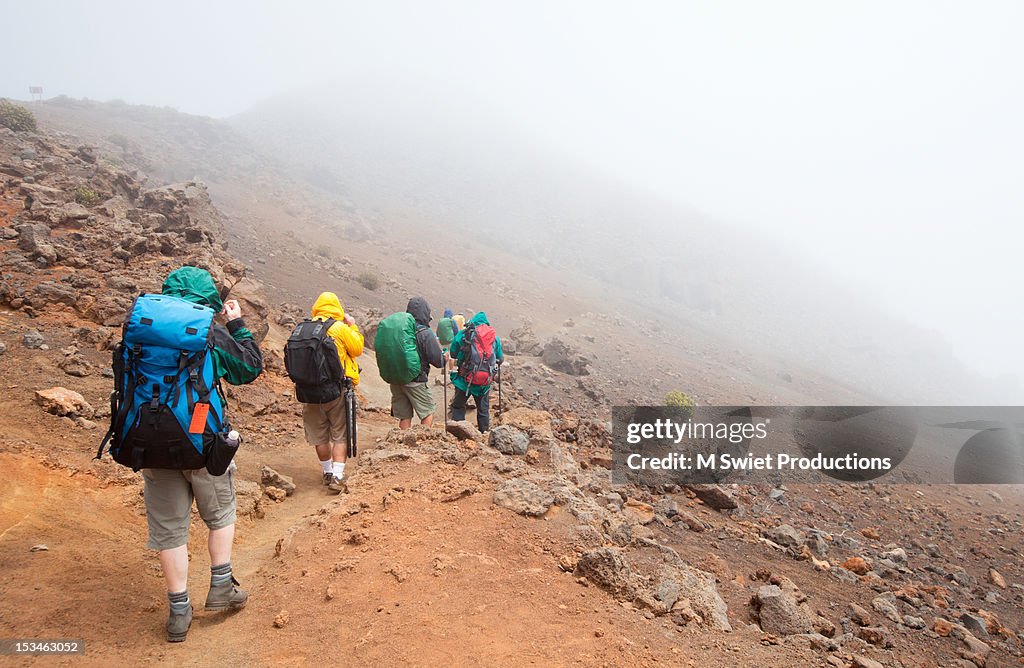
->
[752, 584, 815, 635]
[260, 465, 296, 496]
[35, 387, 94, 418]
[53, 202, 91, 227]
[22, 329, 45, 349]
[764, 524, 803, 548]
[577, 546, 731, 630]
[498, 407, 554, 440]
[17, 223, 57, 263]
[750, 576, 832, 637]
[19, 183, 68, 208]
[501, 337, 518, 356]
[509, 324, 542, 356]
[31, 282, 79, 308]
[686, 484, 737, 510]
[488, 425, 529, 455]
[136, 181, 225, 243]
[541, 338, 590, 375]
[493, 478, 553, 516]
[446, 420, 482, 442]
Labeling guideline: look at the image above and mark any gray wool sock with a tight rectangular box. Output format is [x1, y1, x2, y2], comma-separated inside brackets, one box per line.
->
[211, 562, 232, 587]
[168, 590, 190, 614]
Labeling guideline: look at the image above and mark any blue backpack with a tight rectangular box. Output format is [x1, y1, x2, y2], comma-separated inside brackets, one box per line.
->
[96, 294, 227, 471]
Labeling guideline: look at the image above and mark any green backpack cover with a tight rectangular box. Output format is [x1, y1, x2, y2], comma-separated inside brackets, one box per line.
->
[374, 312, 421, 384]
[436, 317, 456, 347]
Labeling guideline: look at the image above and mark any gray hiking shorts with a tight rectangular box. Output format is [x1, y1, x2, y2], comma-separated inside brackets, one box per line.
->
[142, 461, 237, 550]
[390, 382, 435, 420]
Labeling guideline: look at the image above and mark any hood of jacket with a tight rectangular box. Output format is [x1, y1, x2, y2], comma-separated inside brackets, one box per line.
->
[311, 292, 345, 321]
[467, 311, 490, 327]
[161, 266, 223, 311]
[407, 297, 431, 327]
[442, 308, 454, 319]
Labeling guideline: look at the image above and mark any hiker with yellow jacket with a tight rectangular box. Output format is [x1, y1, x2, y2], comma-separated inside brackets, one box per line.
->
[287, 292, 363, 494]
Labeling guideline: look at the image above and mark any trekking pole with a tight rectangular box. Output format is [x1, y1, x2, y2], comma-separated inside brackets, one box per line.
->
[345, 378, 357, 459]
[442, 347, 449, 427]
[497, 360, 502, 418]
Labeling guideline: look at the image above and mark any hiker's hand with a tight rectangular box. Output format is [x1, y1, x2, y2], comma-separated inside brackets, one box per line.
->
[223, 299, 242, 320]
[343, 313, 355, 326]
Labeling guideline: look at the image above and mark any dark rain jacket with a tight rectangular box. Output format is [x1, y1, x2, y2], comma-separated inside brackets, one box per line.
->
[406, 297, 444, 383]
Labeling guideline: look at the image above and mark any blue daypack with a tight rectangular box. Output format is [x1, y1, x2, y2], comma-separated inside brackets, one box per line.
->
[96, 293, 227, 471]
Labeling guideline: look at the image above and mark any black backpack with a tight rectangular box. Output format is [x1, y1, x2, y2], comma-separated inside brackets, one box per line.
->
[285, 318, 345, 403]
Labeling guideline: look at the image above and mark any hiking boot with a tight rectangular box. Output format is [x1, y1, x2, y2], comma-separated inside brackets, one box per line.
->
[322, 471, 333, 486]
[327, 475, 348, 494]
[204, 576, 248, 611]
[166, 604, 193, 643]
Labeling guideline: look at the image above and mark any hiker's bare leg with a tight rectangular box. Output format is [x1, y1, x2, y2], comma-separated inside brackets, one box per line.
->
[315, 443, 331, 462]
[331, 440, 347, 464]
[399, 418, 412, 429]
[420, 414, 434, 427]
[208, 525, 234, 566]
[160, 544, 189, 593]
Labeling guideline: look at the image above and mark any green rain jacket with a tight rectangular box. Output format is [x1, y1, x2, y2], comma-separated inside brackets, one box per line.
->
[449, 311, 504, 397]
[161, 266, 263, 384]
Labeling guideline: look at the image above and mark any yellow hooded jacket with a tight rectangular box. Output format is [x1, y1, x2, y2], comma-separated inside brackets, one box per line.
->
[311, 292, 364, 385]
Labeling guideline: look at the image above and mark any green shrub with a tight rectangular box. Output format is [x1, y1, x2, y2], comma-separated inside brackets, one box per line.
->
[73, 185, 101, 206]
[314, 244, 331, 258]
[106, 133, 131, 150]
[356, 270, 380, 291]
[664, 390, 695, 415]
[0, 99, 37, 132]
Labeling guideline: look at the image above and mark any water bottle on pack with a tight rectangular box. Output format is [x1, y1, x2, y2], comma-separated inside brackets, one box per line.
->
[206, 428, 241, 476]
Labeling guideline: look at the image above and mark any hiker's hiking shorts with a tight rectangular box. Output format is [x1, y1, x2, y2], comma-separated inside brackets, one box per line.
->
[142, 461, 237, 550]
[302, 396, 347, 446]
[390, 381, 435, 420]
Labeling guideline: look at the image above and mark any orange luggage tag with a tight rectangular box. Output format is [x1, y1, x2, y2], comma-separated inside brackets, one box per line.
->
[189, 403, 210, 434]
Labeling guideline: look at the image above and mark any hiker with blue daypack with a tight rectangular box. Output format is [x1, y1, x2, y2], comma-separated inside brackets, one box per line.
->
[96, 266, 263, 643]
[375, 297, 445, 428]
[449, 311, 503, 433]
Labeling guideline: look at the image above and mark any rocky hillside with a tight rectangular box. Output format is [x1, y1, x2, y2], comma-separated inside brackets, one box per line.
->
[0, 123, 269, 337]
[23, 98, 900, 413]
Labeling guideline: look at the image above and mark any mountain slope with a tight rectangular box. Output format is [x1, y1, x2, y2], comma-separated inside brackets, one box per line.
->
[230, 78, 1011, 404]
[1, 104, 1023, 668]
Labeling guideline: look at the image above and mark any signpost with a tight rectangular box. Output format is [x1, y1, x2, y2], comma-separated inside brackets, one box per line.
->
[29, 87, 43, 102]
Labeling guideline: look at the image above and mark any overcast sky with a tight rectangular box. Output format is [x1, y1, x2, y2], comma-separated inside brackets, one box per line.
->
[3, 0, 1022, 388]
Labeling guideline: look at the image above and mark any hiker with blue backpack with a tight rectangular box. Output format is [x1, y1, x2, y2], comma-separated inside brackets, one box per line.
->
[449, 311, 503, 433]
[96, 266, 263, 643]
[284, 291, 363, 494]
[375, 297, 445, 428]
